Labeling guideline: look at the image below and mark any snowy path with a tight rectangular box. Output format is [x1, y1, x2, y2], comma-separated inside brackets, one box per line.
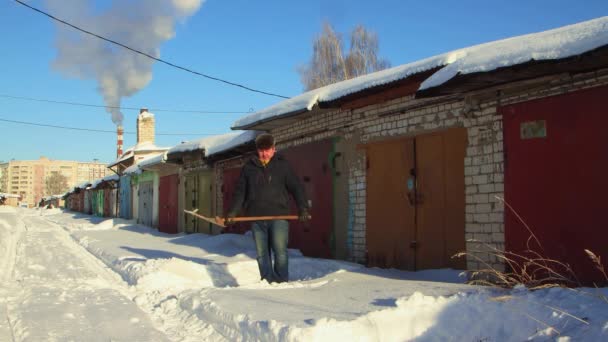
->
[2, 208, 607, 341]
[0, 211, 169, 341]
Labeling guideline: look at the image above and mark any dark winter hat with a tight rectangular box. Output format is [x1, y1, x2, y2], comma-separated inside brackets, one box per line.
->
[255, 133, 275, 150]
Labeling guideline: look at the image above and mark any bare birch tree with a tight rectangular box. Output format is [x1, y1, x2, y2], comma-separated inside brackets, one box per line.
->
[346, 25, 391, 78]
[45, 172, 69, 196]
[299, 22, 390, 91]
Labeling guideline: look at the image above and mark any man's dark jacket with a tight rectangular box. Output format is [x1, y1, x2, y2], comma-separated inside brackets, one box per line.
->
[229, 153, 308, 217]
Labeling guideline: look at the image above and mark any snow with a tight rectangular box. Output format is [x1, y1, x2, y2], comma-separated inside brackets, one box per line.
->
[73, 180, 92, 190]
[233, 16, 608, 130]
[167, 130, 259, 157]
[121, 152, 167, 175]
[139, 110, 155, 119]
[108, 147, 135, 167]
[90, 173, 120, 189]
[420, 16, 608, 90]
[123, 163, 141, 175]
[42, 194, 65, 200]
[138, 152, 167, 168]
[230, 50, 465, 129]
[133, 141, 169, 153]
[1, 207, 607, 341]
[109, 142, 169, 168]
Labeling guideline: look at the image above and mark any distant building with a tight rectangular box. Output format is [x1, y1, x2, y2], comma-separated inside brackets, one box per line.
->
[0, 157, 111, 207]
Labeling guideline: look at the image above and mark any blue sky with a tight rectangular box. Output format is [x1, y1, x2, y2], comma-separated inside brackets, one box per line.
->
[1, 0, 606, 163]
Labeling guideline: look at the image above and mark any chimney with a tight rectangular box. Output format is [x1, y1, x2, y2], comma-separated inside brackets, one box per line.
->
[116, 125, 124, 157]
[136, 108, 155, 145]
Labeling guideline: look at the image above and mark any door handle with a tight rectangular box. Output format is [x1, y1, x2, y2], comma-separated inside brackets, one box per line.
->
[407, 192, 415, 206]
[331, 152, 342, 176]
[407, 192, 423, 205]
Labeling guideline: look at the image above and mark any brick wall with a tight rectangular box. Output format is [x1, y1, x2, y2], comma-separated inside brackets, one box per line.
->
[137, 115, 155, 144]
[266, 68, 608, 270]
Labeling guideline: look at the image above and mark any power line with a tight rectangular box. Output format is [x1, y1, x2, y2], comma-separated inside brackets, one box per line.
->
[13, 0, 289, 99]
[0, 94, 252, 114]
[0, 117, 219, 136]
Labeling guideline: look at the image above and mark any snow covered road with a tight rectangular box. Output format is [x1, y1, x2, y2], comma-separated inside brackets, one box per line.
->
[0, 209, 169, 341]
[1, 206, 607, 341]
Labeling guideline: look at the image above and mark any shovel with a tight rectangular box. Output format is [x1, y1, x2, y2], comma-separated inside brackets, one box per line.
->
[184, 209, 302, 228]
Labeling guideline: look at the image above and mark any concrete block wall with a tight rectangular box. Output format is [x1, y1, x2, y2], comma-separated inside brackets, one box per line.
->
[266, 68, 608, 271]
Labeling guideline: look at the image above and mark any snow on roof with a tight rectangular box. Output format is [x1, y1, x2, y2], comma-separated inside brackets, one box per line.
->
[233, 16, 608, 129]
[90, 174, 119, 189]
[168, 131, 259, 157]
[420, 16, 608, 90]
[207, 130, 259, 156]
[75, 181, 92, 190]
[133, 141, 169, 153]
[109, 142, 169, 167]
[231, 52, 453, 129]
[138, 152, 167, 168]
[123, 163, 142, 175]
[42, 194, 66, 200]
[0, 193, 20, 198]
[102, 174, 120, 182]
[123, 153, 165, 175]
[108, 147, 134, 167]
[90, 178, 102, 189]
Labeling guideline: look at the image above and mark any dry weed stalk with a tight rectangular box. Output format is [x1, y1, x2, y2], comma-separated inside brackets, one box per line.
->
[454, 196, 594, 289]
[583, 249, 608, 304]
[456, 240, 579, 289]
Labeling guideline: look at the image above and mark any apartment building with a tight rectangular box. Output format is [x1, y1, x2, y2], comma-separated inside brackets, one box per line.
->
[0, 157, 111, 207]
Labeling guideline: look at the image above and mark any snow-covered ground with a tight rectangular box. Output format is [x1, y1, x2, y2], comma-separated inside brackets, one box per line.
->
[1, 206, 606, 341]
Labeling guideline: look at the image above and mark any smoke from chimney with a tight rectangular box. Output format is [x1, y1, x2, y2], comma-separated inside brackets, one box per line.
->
[46, 0, 204, 125]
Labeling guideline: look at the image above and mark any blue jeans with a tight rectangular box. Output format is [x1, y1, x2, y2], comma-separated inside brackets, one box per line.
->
[251, 220, 289, 283]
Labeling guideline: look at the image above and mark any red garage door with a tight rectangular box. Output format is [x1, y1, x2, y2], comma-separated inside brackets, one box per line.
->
[502, 85, 608, 285]
[222, 166, 251, 234]
[159, 174, 178, 234]
[282, 139, 334, 259]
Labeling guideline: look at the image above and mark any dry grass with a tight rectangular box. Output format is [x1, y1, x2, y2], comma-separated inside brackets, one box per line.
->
[455, 196, 607, 290]
[455, 244, 580, 290]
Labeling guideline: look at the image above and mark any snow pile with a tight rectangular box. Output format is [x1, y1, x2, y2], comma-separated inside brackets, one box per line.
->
[0, 209, 24, 282]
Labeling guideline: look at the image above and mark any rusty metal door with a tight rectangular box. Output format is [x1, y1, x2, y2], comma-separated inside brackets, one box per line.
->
[366, 128, 466, 270]
[366, 139, 416, 269]
[416, 129, 466, 269]
[282, 139, 334, 259]
[159, 174, 178, 234]
[502, 85, 608, 285]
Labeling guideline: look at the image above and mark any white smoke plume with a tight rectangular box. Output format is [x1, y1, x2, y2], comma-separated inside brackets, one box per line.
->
[46, 0, 204, 125]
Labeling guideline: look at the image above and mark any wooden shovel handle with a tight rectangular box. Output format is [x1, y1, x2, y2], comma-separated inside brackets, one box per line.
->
[229, 215, 299, 222]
